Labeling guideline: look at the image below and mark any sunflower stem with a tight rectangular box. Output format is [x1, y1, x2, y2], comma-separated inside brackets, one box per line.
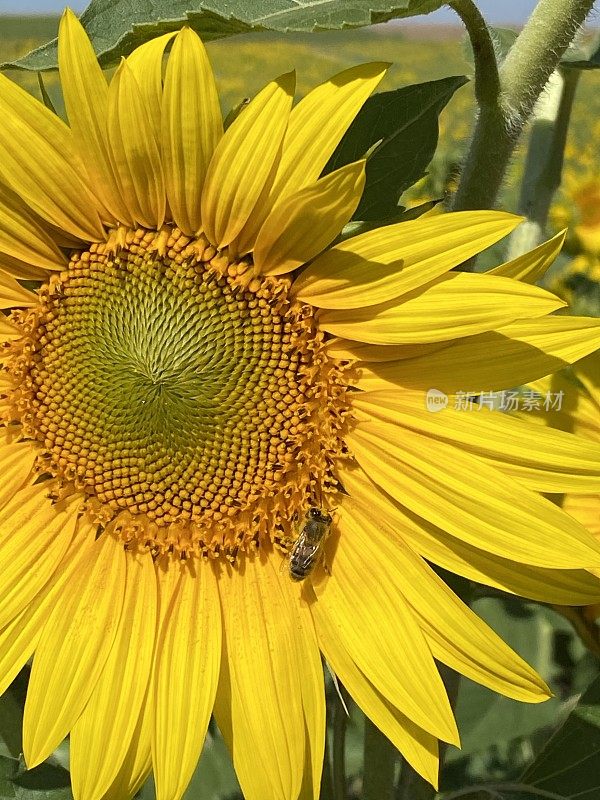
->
[332, 685, 349, 800]
[363, 716, 396, 800]
[320, 721, 335, 800]
[447, 0, 500, 108]
[451, 0, 594, 218]
[506, 67, 580, 260]
[395, 761, 437, 800]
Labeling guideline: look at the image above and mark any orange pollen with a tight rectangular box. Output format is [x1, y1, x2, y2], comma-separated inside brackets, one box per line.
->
[3, 226, 351, 561]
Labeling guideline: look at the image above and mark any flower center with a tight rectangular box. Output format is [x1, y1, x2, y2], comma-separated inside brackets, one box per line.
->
[5, 228, 350, 560]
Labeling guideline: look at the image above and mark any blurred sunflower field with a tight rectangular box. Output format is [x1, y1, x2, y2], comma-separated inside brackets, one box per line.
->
[0, 5, 600, 800]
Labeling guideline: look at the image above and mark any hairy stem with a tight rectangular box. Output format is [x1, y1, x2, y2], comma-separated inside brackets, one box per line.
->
[506, 67, 580, 259]
[452, 0, 594, 213]
[449, 0, 500, 105]
[320, 721, 335, 800]
[500, 0, 591, 118]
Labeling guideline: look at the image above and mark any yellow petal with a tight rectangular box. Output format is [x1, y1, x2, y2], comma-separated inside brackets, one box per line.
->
[352, 391, 600, 494]
[214, 554, 306, 800]
[294, 211, 521, 308]
[0, 512, 96, 698]
[489, 229, 566, 283]
[107, 60, 165, 229]
[0, 370, 13, 394]
[101, 696, 153, 800]
[230, 63, 386, 254]
[519, 373, 600, 440]
[58, 8, 132, 226]
[70, 549, 157, 800]
[201, 72, 295, 249]
[0, 269, 37, 309]
[271, 62, 388, 203]
[23, 533, 126, 767]
[562, 492, 600, 538]
[318, 273, 565, 344]
[153, 558, 221, 800]
[351, 316, 600, 394]
[340, 463, 600, 606]
[44, 219, 84, 248]
[325, 338, 448, 362]
[294, 588, 326, 800]
[127, 32, 177, 143]
[0, 254, 55, 281]
[254, 161, 365, 276]
[0, 427, 36, 511]
[0, 484, 81, 630]
[346, 421, 600, 569]
[0, 184, 67, 271]
[0, 71, 104, 241]
[574, 350, 600, 411]
[162, 27, 222, 235]
[311, 526, 459, 744]
[0, 316, 20, 344]
[339, 497, 550, 702]
[314, 600, 440, 788]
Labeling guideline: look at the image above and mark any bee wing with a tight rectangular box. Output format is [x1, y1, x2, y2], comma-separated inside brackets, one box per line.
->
[293, 540, 323, 568]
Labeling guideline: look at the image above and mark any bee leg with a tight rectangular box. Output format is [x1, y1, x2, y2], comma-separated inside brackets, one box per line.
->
[323, 560, 331, 576]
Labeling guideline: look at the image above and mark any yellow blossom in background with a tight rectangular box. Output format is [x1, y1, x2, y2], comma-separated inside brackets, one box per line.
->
[546, 254, 600, 316]
[2, 11, 600, 800]
[560, 352, 600, 537]
[551, 173, 600, 258]
[547, 169, 600, 316]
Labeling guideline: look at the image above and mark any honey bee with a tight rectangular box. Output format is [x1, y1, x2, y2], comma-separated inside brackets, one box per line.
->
[289, 507, 332, 582]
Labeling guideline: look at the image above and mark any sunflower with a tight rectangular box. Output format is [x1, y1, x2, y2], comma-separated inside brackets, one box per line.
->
[551, 172, 600, 258]
[2, 11, 600, 800]
[546, 254, 600, 316]
[512, 351, 600, 540]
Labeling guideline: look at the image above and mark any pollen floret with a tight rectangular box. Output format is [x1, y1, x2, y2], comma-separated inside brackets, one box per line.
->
[3, 227, 351, 561]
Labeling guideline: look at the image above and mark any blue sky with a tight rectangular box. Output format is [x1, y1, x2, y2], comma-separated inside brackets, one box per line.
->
[0, 0, 544, 22]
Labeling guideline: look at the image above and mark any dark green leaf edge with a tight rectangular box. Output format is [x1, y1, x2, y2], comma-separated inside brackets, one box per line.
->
[3, 0, 444, 72]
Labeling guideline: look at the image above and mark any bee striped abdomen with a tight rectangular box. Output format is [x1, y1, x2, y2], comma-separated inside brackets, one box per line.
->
[288, 507, 332, 582]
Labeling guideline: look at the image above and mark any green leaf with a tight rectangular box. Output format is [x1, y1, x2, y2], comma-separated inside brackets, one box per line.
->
[520, 674, 600, 800]
[36, 74, 58, 116]
[561, 34, 600, 70]
[445, 599, 577, 785]
[462, 26, 518, 65]
[0, 756, 18, 800]
[3, 0, 444, 72]
[0, 694, 23, 761]
[325, 75, 467, 220]
[339, 199, 441, 240]
[11, 764, 71, 794]
[439, 785, 567, 799]
[0, 756, 72, 800]
[182, 727, 239, 800]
